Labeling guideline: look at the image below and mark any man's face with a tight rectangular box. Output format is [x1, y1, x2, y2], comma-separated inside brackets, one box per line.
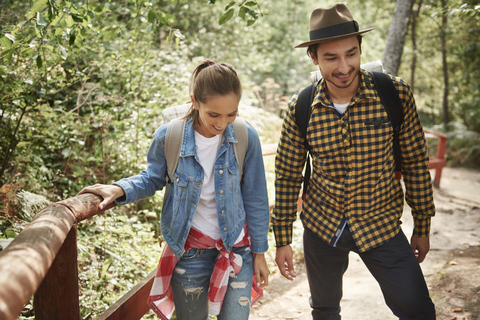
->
[311, 36, 361, 90]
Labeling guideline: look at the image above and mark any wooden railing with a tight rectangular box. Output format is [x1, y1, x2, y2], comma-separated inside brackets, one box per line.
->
[424, 129, 448, 188]
[0, 131, 447, 320]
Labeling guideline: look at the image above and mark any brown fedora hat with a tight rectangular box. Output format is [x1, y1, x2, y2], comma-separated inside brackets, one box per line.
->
[294, 3, 374, 48]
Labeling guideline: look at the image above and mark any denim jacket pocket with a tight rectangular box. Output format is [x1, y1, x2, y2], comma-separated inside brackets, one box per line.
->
[227, 160, 240, 191]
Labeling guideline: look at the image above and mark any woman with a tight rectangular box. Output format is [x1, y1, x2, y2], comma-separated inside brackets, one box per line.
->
[79, 59, 270, 320]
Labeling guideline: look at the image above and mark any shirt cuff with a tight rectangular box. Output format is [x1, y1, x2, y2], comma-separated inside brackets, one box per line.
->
[413, 217, 431, 237]
[250, 238, 269, 254]
[112, 181, 131, 205]
[272, 224, 293, 247]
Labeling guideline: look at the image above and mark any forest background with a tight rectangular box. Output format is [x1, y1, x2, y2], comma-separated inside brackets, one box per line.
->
[0, 0, 479, 319]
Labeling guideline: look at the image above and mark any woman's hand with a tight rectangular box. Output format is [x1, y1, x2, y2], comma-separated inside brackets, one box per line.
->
[253, 253, 270, 287]
[78, 184, 125, 210]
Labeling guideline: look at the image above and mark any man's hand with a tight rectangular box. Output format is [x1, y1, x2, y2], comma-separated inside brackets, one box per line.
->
[275, 245, 296, 280]
[411, 235, 430, 263]
[78, 184, 125, 210]
[253, 253, 270, 287]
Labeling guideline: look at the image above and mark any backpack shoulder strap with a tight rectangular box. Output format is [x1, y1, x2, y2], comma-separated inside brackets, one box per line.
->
[232, 117, 248, 179]
[164, 118, 185, 183]
[371, 71, 404, 179]
[294, 83, 316, 201]
[371, 71, 404, 131]
[295, 83, 316, 149]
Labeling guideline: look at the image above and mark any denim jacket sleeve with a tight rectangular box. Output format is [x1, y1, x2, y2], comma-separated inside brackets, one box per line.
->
[113, 124, 168, 205]
[242, 122, 270, 254]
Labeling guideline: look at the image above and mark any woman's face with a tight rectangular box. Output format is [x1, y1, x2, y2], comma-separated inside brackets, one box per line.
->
[193, 93, 239, 138]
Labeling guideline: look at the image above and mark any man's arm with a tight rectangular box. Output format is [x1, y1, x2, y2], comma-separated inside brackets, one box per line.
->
[394, 76, 435, 259]
[271, 93, 308, 279]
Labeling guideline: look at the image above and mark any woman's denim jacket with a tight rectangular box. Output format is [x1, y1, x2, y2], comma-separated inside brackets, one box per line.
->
[113, 118, 270, 259]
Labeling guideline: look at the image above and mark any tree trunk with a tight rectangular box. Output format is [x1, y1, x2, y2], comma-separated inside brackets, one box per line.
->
[440, 0, 450, 129]
[382, 0, 415, 75]
[410, 0, 423, 93]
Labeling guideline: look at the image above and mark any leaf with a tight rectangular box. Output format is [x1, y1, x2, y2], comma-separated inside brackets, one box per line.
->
[208, 0, 217, 4]
[245, 1, 256, 6]
[36, 55, 43, 68]
[69, 32, 76, 46]
[59, 45, 68, 59]
[37, 13, 48, 27]
[247, 19, 256, 26]
[239, 6, 246, 19]
[5, 34, 16, 43]
[219, 8, 235, 25]
[5, 230, 17, 239]
[148, 10, 156, 23]
[71, 14, 83, 23]
[26, 0, 48, 20]
[0, 36, 12, 48]
[100, 258, 112, 279]
[225, 1, 235, 11]
[67, 15, 75, 27]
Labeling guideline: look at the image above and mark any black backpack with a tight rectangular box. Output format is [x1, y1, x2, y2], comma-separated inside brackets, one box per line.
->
[295, 71, 404, 200]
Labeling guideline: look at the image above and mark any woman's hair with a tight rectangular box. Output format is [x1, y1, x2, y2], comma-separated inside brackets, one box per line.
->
[184, 59, 242, 120]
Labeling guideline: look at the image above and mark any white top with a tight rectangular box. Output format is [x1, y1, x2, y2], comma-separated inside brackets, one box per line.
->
[192, 131, 244, 243]
[333, 102, 349, 114]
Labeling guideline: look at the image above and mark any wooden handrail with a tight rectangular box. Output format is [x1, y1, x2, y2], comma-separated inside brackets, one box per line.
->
[0, 193, 111, 320]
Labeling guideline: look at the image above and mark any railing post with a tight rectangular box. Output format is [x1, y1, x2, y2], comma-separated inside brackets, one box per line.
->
[33, 225, 80, 320]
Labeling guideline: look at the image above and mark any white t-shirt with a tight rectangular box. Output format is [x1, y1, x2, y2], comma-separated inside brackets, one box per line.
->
[191, 131, 244, 243]
[333, 102, 349, 114]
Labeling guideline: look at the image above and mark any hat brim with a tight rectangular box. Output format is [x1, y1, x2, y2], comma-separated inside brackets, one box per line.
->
[294, 28, 375, 48]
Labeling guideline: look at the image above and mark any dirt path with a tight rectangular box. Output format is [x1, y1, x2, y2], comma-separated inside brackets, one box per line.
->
[250, 167, 480, 320]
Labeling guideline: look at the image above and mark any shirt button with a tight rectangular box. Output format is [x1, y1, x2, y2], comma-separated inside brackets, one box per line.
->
[176, 177, 179, 182]
[223, 227, 227, 231]
[219, 170, 224, 174]
[228, 243, 231, 247]
[219, 190, 224, 194]
[221, 210, 225, 214]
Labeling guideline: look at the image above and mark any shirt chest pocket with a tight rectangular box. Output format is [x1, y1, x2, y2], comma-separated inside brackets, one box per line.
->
[354, 117, 393, 150]
[173, 174, 190, 202]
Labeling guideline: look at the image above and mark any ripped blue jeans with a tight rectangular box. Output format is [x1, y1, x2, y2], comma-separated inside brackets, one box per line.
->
[170, 246, 253, 320]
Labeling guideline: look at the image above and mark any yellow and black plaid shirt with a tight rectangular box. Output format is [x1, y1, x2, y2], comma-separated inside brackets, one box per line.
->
[272, 69, 435, 252]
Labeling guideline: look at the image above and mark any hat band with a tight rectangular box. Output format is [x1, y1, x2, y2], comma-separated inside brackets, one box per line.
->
[309, 21, 359, 41]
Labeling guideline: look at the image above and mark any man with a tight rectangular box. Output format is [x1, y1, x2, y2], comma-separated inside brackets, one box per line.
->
[271, 3, 436, 320]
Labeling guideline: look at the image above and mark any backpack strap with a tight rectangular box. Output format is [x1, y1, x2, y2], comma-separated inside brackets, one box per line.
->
[294, 83, 316, 200]
[295, 83, 316, 149]
[164, 117, 248, 184]
[371, 71, 404, 179]
[164, 118, 185, 183]
[232, 117, 248, 179]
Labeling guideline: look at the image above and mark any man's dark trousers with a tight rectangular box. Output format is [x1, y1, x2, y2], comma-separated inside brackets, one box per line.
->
[303, 224, 436, 320]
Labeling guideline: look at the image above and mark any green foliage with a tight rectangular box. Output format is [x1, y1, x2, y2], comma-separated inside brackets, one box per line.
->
[76, 210, 163, 319]
[445, 126, 480, 168]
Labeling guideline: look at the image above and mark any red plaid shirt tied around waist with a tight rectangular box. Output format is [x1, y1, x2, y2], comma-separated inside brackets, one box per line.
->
[147, 227, 262, 319]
